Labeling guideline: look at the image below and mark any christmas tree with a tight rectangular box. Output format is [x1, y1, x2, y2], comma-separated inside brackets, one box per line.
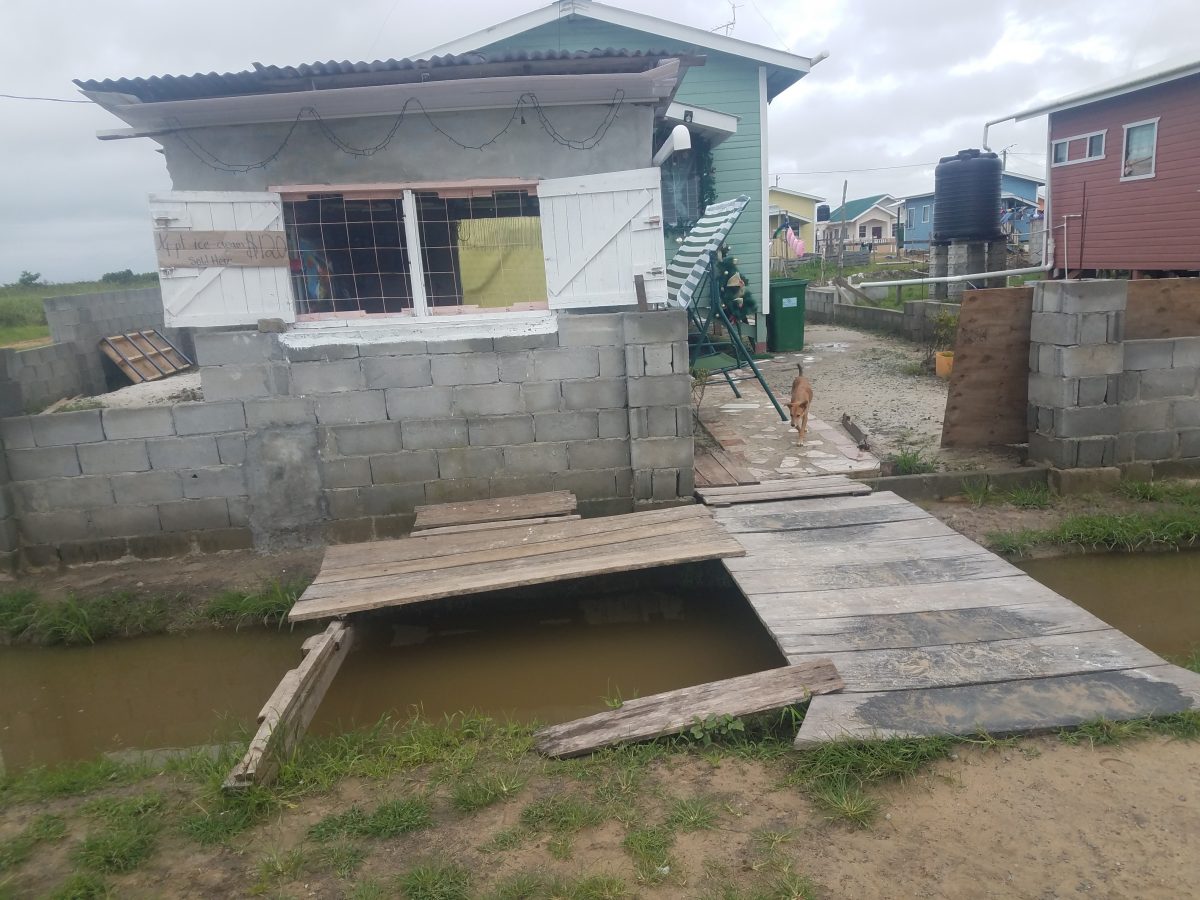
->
[717, 244, 757, 325]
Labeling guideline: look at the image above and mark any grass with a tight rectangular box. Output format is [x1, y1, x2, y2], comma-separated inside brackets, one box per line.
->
[309, 797, 432, 841]
[666, 795, 719, 831]
[0, 591, 171, 645]
[487, 872, 631, 900]
[44, 873, 114, 899]
[989, 508, 1200, 556]
[519, 794, 605, 834]
[0, 814, 67, 872]
[202, 579, 309, 629]
[0, 276, 157, 348]
[886, 448, 936, 476]
[398, 860, 471, 900]
[1004, 483, 1054, 509]
[451, 773, 526, 812]
[623, 825, 676, 884]
[0, 757, 151, 808]
[960, 477, 992, 508]
[74, 792, 163, 874]
[1117, 479, 1200, 506]
[315, 841, 367, 878]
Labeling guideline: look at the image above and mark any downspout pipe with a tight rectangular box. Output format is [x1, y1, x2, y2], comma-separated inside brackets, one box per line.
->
[981, 114, 1014, 151]
[853, 232, 1055, 289]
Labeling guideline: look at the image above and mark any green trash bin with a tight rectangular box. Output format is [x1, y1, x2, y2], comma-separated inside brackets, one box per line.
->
[767, 279, 808, 351]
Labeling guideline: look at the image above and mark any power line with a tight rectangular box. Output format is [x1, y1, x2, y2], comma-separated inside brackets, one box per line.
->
[0, 92, 90, 104]
[748, 0, 795, 53]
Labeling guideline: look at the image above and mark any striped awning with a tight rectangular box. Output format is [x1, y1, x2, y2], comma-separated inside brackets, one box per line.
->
[666, 195, 751, 308]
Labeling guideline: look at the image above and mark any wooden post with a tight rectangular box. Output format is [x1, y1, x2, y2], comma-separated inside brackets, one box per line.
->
[634, 274, 648, 311]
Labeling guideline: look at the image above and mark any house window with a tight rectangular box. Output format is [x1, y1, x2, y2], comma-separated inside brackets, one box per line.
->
[283, 188, 546, 318]
[1122, 119, 1158, 180]
[1052, 130, 1105, 166]
[1087, 133, 1105, 158]
[858, 225, 867, 238]
[890, 222, 898, 237]
[660, 149, 701, 228]
[921, 204, 931, 224]
[906, 207, 915, 229]
[1052, 140, 1069, 165]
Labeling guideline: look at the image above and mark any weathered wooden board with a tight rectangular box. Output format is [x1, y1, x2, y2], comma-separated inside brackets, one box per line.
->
[718, 516, 957, 546]
[730, 553, 1018, 595]
[224, 621, 354, 790]
[155, 229, 290, 268]
[415, 514, 582, 536]
[698, 477, 870, 506]
[694, 448, 757, 488]
[714, 500, 931, 534]
[724, 533, 984, 571]
[786, 630, 1164, 693]
[712, 490, 909, 516]
[1126, 278, 1200, 340]
[940, 287, 1034, 448]
[100, 330, 191, 384]
[708, 448, 759, 485]
[697, 475, 863, 499]
[794, 664, 1200, 745]
[412, 491, 577, 531]
[534, 660, 844, 758]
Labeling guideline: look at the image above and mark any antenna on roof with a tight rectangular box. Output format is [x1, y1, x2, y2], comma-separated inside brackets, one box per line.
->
[711, 1, 740, 36]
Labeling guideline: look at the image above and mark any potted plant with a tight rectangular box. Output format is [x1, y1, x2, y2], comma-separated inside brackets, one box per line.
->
[932, 309, 958, 379]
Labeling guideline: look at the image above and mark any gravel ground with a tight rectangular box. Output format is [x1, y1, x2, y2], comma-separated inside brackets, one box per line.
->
[86, 370, 202, 408]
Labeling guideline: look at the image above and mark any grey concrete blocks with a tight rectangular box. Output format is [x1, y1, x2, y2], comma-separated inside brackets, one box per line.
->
[623, 310, 687, 344]
[651, 469, 682, 502]
[671, 341, 690, 376]
[19, 510, 90, 543]
[467, 415, 534, 447]
[101, 407, 176, 440]
[598, 409, 629, 439]
[244, 397, 316, 427]
[1173, 337, 1200, 368]
[358, 482, 427, 515]
[630, 437, 693, 470]
[358, 340, 427, 357]
[437, 446, 503, 479]
[110, 471, 182, 504]
[401, 418, 469, 450]
[216, 433, 247, 465]
[630, 406, 684, 439]
[1050, 279, 1128, 314]
[159, 498, 229, 532]
[497, 352, 533, 383]
[332, 422, 403, 456]
[370, 450, 440, 484]
[567, 438, 630, 470]
[1120, 400, 1171, 433]
[147, 435, 221, 469]
[91, 504, 161, 538]
[385, 386, 454, 420]
[521, 382, 562, 412]
[1077, 376, 1111, 407]
[78, 440, 151, 475]
[173, 400, 246, 435]
[30, 410, 104, 447]
[181, 466, 248, 499]
[362, 355, 432, 389]
[193, 330, 280, 366]
[502, 442, 568, 475]
[1172, 399, 1200, 429]
[1029, 313, 1080, 346]
[314, 391, 387, 425]
[1027, 374, 1077, 409]
[1027, 432, 1077, 469]
[627, 375, 690, 408]
[291, 359, 365, 395]
[322, 457, 373, 489]
[534, 411, 598, 442]
[598, 347, 626, 378]
[431, 352, 499, 385]
[452, 383, 523, 417]
[641, 344, 674, 377]
[562, 377, 627, 410]
[1124, 340, 1174, 371]
[1180, 429, 1200, 458]
[494, 331, 558, 352]
[1140, 367, 1198, 400]
[558, 313, 624, 347]
[532, 348, 600, 381]
[0, 417, 34, 450]
[1134, 430, 1177, 461]
[1054, 344, 1124, 377]
[201, 363, 288, 401]
[558, 468, 618, 499]
[1055, 405, 1120, 439]
[8, 446, 81, 480]
[34, 476, 114, 512]
[426, 338, 495, 355]
[283, 342, 359, 362]
[423, 477, 491, 505]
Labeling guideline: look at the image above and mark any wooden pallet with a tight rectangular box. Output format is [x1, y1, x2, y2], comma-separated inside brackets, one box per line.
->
[99, 330, 191, 384]
[412, 491, 577, 533]
[693, 447, 758, 488]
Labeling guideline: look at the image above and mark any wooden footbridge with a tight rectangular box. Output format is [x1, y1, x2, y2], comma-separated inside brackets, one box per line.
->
[228, 482, 1200, 785]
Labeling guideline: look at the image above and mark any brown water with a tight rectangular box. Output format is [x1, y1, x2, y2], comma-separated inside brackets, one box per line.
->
[1020, 551, 1200, 659]
[0, 570, 783, 772]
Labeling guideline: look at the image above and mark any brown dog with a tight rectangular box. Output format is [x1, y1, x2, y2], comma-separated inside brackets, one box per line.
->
[788, 364, 813, 444]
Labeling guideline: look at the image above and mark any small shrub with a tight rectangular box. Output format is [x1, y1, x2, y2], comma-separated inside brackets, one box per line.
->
[960, 478, 991, 508]
[886, 449, 935, 476]
[204, 579, 307, 629]
[398, 861, 471, 900]
[1004, 484, 1053, 510]
[622, 825, 675, 883]
[451, 774, 525, 812]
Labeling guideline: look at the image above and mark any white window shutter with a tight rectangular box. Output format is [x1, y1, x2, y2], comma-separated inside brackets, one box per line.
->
[538, 168, 668, 309]
[150, 191, 296, 328]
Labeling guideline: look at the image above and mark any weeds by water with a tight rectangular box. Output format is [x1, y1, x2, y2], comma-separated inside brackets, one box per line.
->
[203, 579, 308, 629]
[988, 508, 1200, 556]
[74, 792, 163, 874]
[960, 478, 991, 507]
[0, 757, 151, 808]
[1004, 483, 1054, 509]
[0, 814, 66, 872]
[309, 797, 432, 841]
[1117, 479, 1200, 506]
[0, 591, 170, 645]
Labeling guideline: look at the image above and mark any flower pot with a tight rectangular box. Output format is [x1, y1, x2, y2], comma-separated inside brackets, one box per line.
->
[935, 350, 954, 379]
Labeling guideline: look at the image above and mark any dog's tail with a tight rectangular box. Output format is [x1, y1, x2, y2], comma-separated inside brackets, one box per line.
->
[797, 364, 804, 376]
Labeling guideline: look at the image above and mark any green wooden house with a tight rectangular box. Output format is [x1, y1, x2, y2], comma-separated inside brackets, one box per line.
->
[418, 0, 817, 346]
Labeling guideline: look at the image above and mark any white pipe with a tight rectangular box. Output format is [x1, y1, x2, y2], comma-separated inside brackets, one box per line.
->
[981, 115, 1013, 151]
[854, 227, 1055, 289]
[652, 124, 691, 166]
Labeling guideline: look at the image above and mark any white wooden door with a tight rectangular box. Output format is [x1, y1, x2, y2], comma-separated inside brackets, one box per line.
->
[150, 191, 296, 328]
[538, 168, 668, 309]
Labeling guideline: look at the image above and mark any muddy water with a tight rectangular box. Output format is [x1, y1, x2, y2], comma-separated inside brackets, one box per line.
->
[1020, 551, 1200, 658]
[0, 573, 782, 772]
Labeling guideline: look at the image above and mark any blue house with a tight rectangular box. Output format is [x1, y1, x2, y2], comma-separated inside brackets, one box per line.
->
[900, 170, 1044, 250]
[416, 0, 818, 346]
[899, 191, 936, 250]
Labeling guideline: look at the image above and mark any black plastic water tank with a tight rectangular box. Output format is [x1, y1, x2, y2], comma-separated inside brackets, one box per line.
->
[933, 148, 1002, 242]
[816, 204, 830, 222]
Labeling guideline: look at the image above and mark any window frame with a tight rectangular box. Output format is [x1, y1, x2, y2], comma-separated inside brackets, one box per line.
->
[905, 206, 915, 229]
[921, 204, 931, 224]
[858, 224, 867, 238]
[1120, 118, 1159, 182]
[1050, 129, 1107, 167]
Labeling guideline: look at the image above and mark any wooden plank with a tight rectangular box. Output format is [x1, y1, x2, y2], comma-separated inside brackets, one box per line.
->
[698, 478, 869, 506]
[155, 228, 290, 268]
[224, 622, 354, 790]
[320, 504, 711, 571]
[312, 514, 723, 587]
[708, 448, 757, 485]
[770, 599, 1113, 655]
[415, 514, 581, 536]
[723, 516, 956, 546]
[786, 630, 1165, 693]
[729, 553, 1018, 595]
[290, 531, 745, 621]
[694, 450, 736, 487]
[534, 660, 844, 758]
[697, 475, 861, 499]
[724, 533, 984, 571]
[712, 490, 909, 515]
[412, 491, 577, 531]
[794, 664, 1200, 745]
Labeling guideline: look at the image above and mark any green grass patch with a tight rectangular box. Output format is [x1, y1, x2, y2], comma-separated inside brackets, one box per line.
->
[666, 795, 719, 831]
[960, 477, 992, 508]
[75, 792, 164, 874]
[451, 773, 526, 812]
[0, 590, 171, 645]
[203, 579, 308, 629]
[707, 870, 819, 900]
[622, 824, 676, 884]
[988, 508, 1200, 556]
[487, 872, 631, 900]
[0, 814, 67, 872]
[397, 860, 471, 900]
[1004, 483, 1054, 509]
[1059, 712, 1200, 746]
[314, 840, 366, 878]
[0, 757, 152, 808]
[252, 847, 309, 892]
[0, 276, 157, 349]
[44, 872, 114, 900]
[1116, 479, 1200, 506]
[309, 797, 432, 841]
[886, 448, 936, 476]
[519, 793, 605, 834]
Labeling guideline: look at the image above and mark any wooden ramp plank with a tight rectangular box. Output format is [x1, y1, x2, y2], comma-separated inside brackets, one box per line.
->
[224, 622, 354, 790]
[719, 517, 957, 547]
[697, 475, 861, 499]
[708, 448, 758, 485]
[785, 630, 1165, 693]
[724, 533, 986, 571]
[414, 515, 581, 536]
[413, 491, 577, 531]
[731, 553, 1018, 595]
[698, 477, 870, 506]
[795, 664, 1200, 745]
[534, 660, 844, 758]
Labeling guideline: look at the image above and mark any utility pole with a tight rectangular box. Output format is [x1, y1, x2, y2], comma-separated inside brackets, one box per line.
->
[837, 179, 848, 275]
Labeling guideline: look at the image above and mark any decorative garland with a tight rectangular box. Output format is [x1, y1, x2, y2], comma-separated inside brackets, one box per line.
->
[656, 125, 716, 240]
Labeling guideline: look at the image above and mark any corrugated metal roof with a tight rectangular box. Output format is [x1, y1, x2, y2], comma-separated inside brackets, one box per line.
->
[75, 48, 680, 103]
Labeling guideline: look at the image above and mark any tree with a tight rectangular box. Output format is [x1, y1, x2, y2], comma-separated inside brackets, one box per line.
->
[17, 271, 42, 286]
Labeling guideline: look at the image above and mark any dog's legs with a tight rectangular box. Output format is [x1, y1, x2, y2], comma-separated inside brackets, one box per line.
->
[796, 408, 809, 444]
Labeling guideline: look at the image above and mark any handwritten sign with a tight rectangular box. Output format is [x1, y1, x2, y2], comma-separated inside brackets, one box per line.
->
[155, 230, 289, 268]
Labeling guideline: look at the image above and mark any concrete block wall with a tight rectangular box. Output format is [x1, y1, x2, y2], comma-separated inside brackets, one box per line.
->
[0, 451, 15, 572]
[1117, 336, 1200, 464]
[804, 286, 958, 344]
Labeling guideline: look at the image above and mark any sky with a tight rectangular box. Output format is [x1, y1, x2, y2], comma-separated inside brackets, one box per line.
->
[1, 0, 1195, 283]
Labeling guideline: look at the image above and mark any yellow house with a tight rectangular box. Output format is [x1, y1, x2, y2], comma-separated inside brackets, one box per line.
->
[768, 187, 823, 272]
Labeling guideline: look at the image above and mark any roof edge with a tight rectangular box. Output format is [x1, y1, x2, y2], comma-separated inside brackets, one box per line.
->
[1011, 57, 1200, 121]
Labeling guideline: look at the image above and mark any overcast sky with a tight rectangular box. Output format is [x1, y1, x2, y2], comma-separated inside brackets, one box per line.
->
[1, 0, 1194, 283]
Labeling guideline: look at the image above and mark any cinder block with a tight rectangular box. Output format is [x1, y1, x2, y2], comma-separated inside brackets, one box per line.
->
[401, 418, 469, 450]
[385, 386, 454, 420]
[181, 466, 248, 499]
[1027, 432, 1077, 468]
[676, 406, 694, 437]
[374, 514, 412, 540]
[29, 476, 111, 511]
[1134, 430, 1177, 461]
[531, 347, 600, 381]
[158, 498, 229, 531]
[567, 438, 630, 469]
[1056, 344, 1124, 377]
[19, 509, 90, 543]
[1029, 313, 1079, 346]
[598, 347, 625, 378]
[534, 411, 598, 442]
[78, 439, 150, 475]
[325, 517, 374, 543]
[332, 422, 403, 456]
[423, 477, 491, 505]
[494, 332, 558, 352]
[582, 497, 634, 516]
[503, 442, 568, 475]
[291, 359, 365, 394]
[452, 383, 523, 417]
[1124, 340, 1174, 371]
[362, 355, 432, 389]
[625, 345, 645, 378]
[1074, 438, 1116, 468]
[652, 469, 682, 501]
[1027, 374, 1077, 409]
[216, 433, 247, 465]
[1051, 280, 1127, 315]
[314, 391, 386, 425]
[31, 410, 104, 447]
[558, 313, 624, 347]
[358, 340, 428, 357]
[562, 377, 627, 410]
[677, 465, 695, 496]
[1032, 282, 1060, 313]
[426, 338, 495, 354]
[1179, 429, 1200, 458]
[627, 375, 690, 408]
[623, 310, 687, 344]
[642, 344, 674, 377]
[244, 397, 316, 427]
[599, 409, 629, 439]
[467, 415, 534, 447]
[322, 457, 373, 489]
[194, 528, 255, 553]
[1172, 399, 1200, 429]
[0, 417, 34, 450]
[147, 435, 220, 469]
[101, 407, 175, 440]
[1119, 372, 1140, 403]
[370, 450, 440, 484]
[1057, 405, 1119, 438]
[200, 363, 288, 400]
[491, 473, 561, 497]
[283, 343, 359, 362]
[173, 400, 246, 435]
[91, 504, 161, 538]
[1173, 337, 1200, 368]
[324, 487, 363, 519]
[7, 446, 80, 479]
[671, 341, 689, 375]
[110, 471, 182, 504]
[630, 437, 693, 470]
[437, 446, 504, 479]
[558, 468, 618, 499]
[1048, 465, 1120, 493]
[1076, 377, 1110, 407]
[59, 537, 131, 565]
[193, 330, 279, 366]
[227, 497, 250, 527]
[1120, 400, 1171, 433]
[358, 482, 427, 516]
[630, 406, 685, 439]
[430, 353, 500, 386]
[521, 382, 561, 412]
[498, 352, 532, 383]
[1140, 367, 1197, 400]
